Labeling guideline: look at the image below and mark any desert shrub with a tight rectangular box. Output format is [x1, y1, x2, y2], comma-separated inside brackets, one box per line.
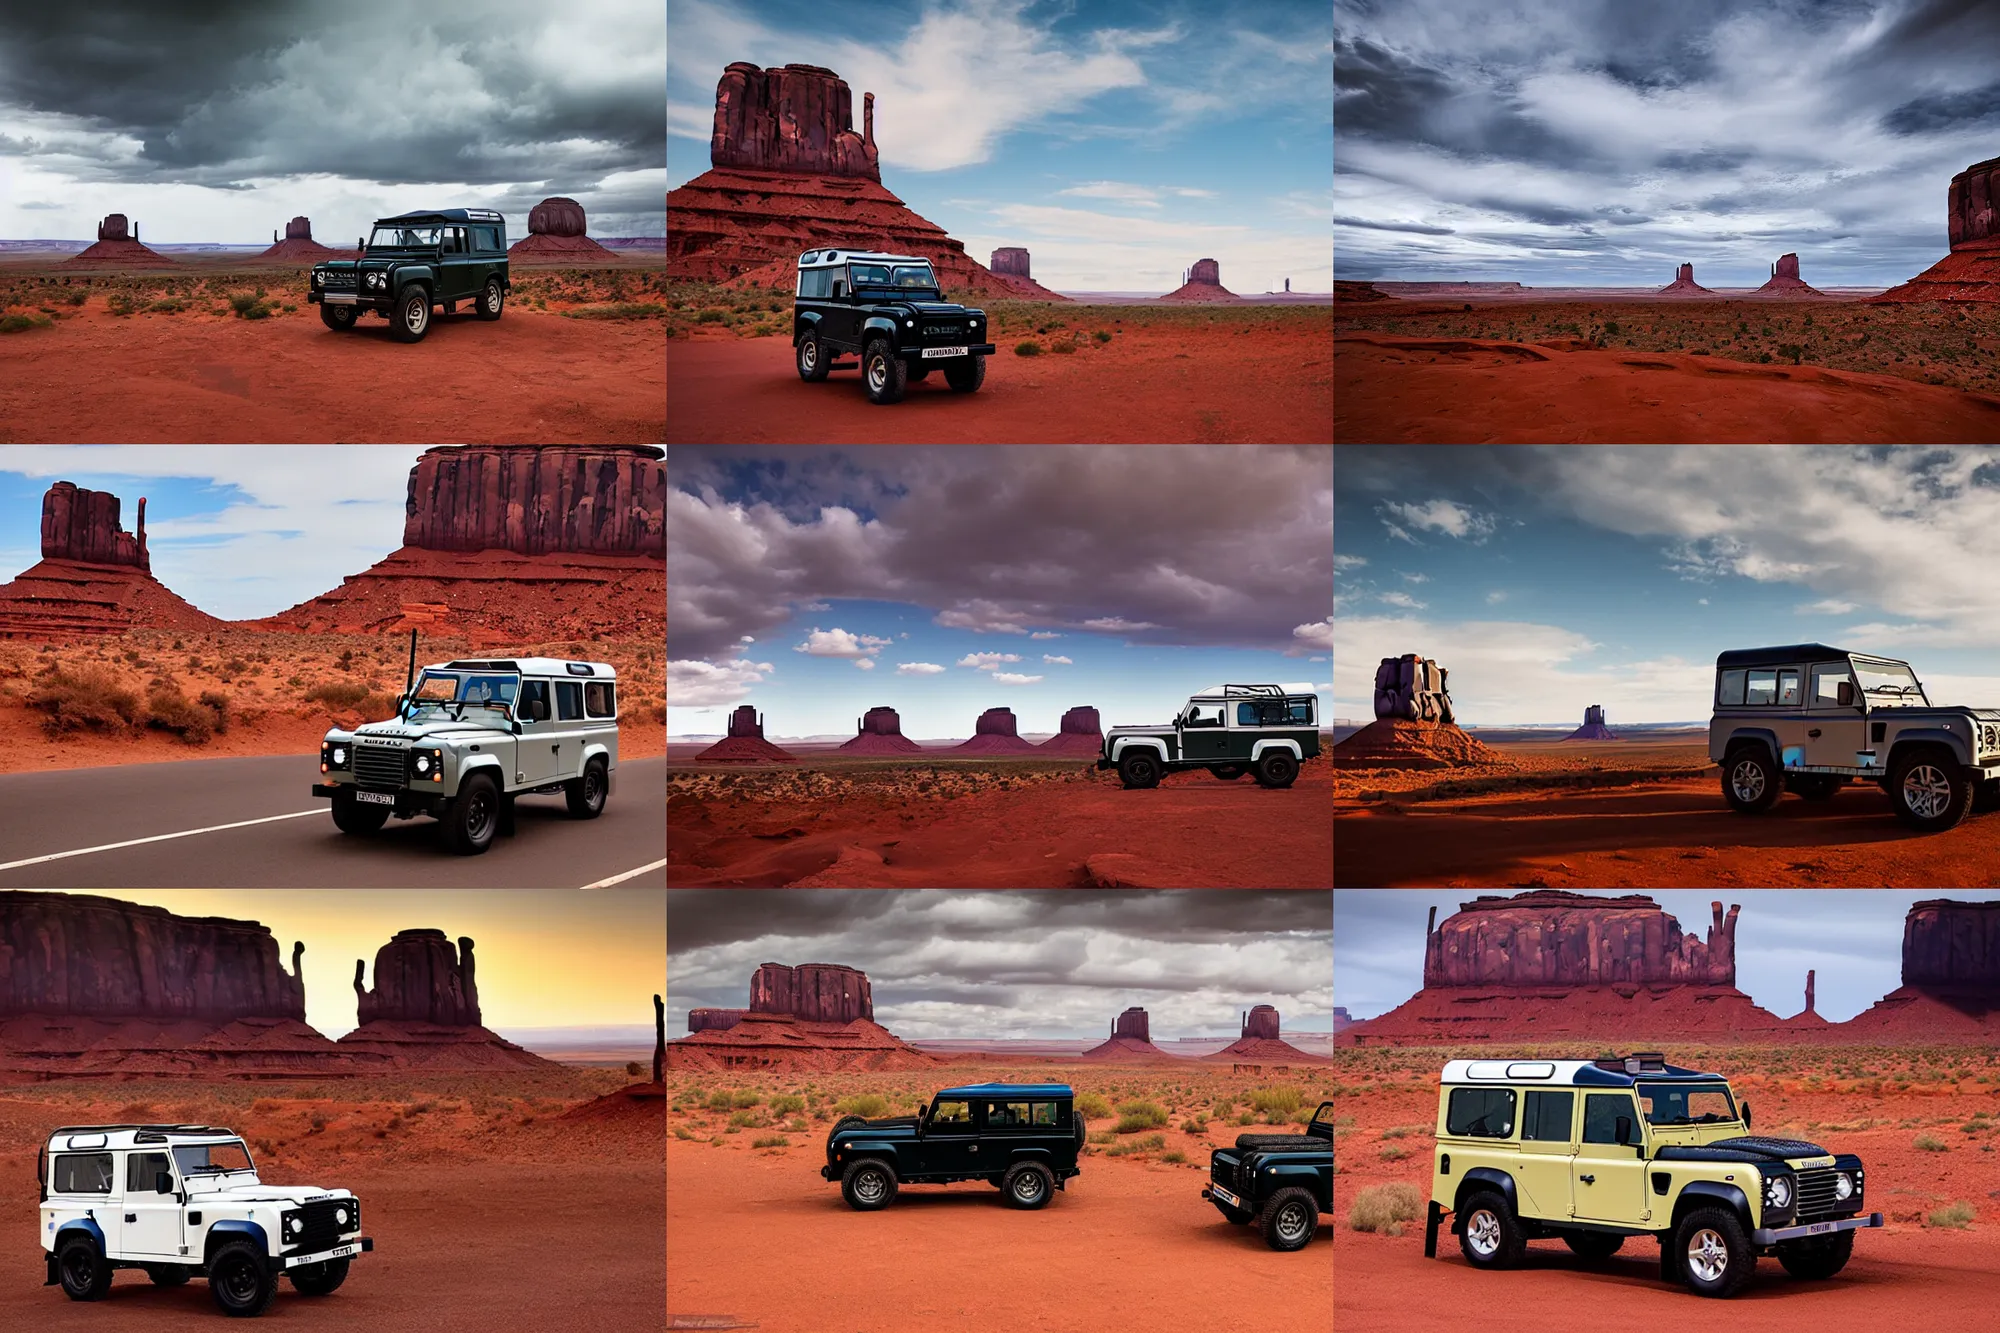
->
[228, 291, 274, 319]
[148, 298, 187, 314]
[1050, 338, 1075, 354]
[106, 293, 139, 317]
[1380, 1124, 1427, 1139]
[66, 290, 88, 306]
[1105, 1132, 1167, 1156]
[1931, 1201, 1975, 1228]
[836, 1094, 889, 1119]
[145, 686, 220, 744]
[1076, 1092, 1114, 1120]
[303, 680, 372, 708]
[0, 312, 52, 332]
[28, 664, 143, 735]
[1094, 329, 1112, 343]
[769, 1094, 805, 1115]
[1015, 340, 1042, 356]
[1379, 1144, 1411, 1161]
[730, 1090, 762, 1108]
[727, 1109, 768, 1128]
[1087, 1129, 1117, 1145]
[1115, 1101, 1169, 1133]
[751, 1134, 789, 1149]
[696, 308, 725, 323]
[564, 303, 667, 320]
[1161, 1150, 1186, 1164]
[705, 1090, 735, 1111]
[1916, 1132, 1950, 1152]
[673, 1126, 698, 1140]
[1349, 1182, 1423, 1235]
[1249, 1086, 1304, 1118]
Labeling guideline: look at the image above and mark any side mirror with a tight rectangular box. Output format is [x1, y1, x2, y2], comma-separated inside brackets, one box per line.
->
[831, 279, 847, 300]
[156, 1173, 173, 1194]
[1741, 1101, 1753, 1130]
[1614, 1115, 1633, 1146]
[1837, 681, 1855, 707]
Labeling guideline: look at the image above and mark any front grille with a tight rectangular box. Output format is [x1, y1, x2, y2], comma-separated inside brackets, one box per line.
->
[351, 743, 405, 788]
[321, 271, 356, 290]
[923, 323, 965, 340]
[290, 1199, 357, 1254]
[1793, 1167, 1843, 1220]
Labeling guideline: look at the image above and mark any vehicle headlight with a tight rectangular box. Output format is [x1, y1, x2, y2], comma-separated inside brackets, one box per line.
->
[905, 319, 914, 327]
[415, 755, 430, 774]
[282, 1211, 301, 1238]
[1834, 1171, 1854, 1200]
[333, 746, 348, 766]
[1765, 1175, 1792, 1208]
[335, 1206, 350, 1226]
[311, 272, 321, 287]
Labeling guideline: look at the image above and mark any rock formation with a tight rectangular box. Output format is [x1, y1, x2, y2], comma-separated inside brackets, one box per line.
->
[667, 61, 1066, 299]
[1750, 252, 1831, 298]
[0, 483, 222, 637]
[257, 216, 349, 262]
[508, 196, 618, 264]
[839, 705, 924, 754]
[1114, 1006, 1151, 1041]
[402, 445, 664, 557]
[667, 960, 936, 1071]
[1837, 900, 2000, 1037]
[42, 482, 148, 570]
[1035, 705, 1104, 756]
[63, 214, 175, 268]
[1333, 719, 1507, 770]
[1876, 157, 2000, 302]
[1785, 969, 1829, 1027]
[1241, 1004, 1281, 1040]
[693, 705, 798, 762]
[1082, 1005, 1177, 1061]
[751, 962, 872, 1023]
[1656, 262, 1713, 296]
[991, 247, 1031, 279]
[1159, 257, 1242, 302]
[688, 1008, 749, 1032]
[1203, 1003, 1329, 1064]
[341, 929, 552, 1070]
[1335, 280, 1393, 302]
[949, 706, 1040, 754]
[1562, 704, 1618, 741]
[1948, 156, 2000, 250]
[1376, 653, 1453, 723]
[1331, 1006, 1353, 1033]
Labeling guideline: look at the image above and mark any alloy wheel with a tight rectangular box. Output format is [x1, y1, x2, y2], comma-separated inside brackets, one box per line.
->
[1274, 1202, 1310, 1243]
[1731, 760, 1765, 802]
[868, 355, 887, 393]
[1013, 1173, 1045, 1204]
[1466, 1209, 1500, 1256]
[1686, 1228, 1729, 1283]
[855, 1170, 886, 1203]
[1904, 765, 1951, 819]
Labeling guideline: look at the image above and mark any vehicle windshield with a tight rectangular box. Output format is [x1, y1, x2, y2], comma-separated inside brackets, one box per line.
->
[173, 1141, 256, 1178]
[1636, 1081, 1738, 1127]
[850, 262, 939, 292]
[406, 670, 517, 720]
[1852, 659, 1928, 704]
[369, 225, 443, 250]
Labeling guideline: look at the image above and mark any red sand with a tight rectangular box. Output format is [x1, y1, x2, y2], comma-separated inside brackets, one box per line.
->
[1334, 718, 1508, 769]
[837, 731, 924, 754]
[1035, 731, 1106, 756]
[1080, 1035, 1178, 1062]
[1158, 279, 1241, 302]
[0, 305, 663, 443]
[946, 732, 1040, 755]
[693, 734, 799, 762]
[61, 239, 175, 268]
[667, 326, 1333, 444]
[1336, 333, 2000, 442]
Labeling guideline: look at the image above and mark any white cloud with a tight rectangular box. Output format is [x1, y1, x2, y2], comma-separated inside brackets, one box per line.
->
[1485, 590, 1507, 604]
[899, 632, 909, 638]
[1081, 616, 1161, 632]
[667, 657, 775, 708]
[739, 634, 755, 642]
[1379, 591, 1426, 610]
[798, 601, 832, 612]
[1380, 498, 1496, 542]
[958, 652, 1024, 670]
[1383, 522, 1417, 545]
[1042, 654, 1073, 664]
[854, 658, 876, 670]
[992, 672, 1044, 685]
[1333, 554, 1368, 572]
[897, 662, 947, 675]
[1167, 187, 1217, 198]
[935, 600, 1034, 634]
[794, 627, 890, 659]
[1400, 571, 1429, 584]
[1290, 619, 1335, 654]
[1309, 655, 1328, 662]
[1030, 631, 1063, 639]
[1057, 180, 1162, 207]
[1698, 598, 1710, 605]
[1797, 599, 1858, 615]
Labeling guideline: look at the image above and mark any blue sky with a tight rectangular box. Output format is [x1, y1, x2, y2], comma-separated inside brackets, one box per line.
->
[1335, 446, 2000, 726]
[668, 0, 1333, 292]
[1336, 889, 2000, 1025]
[667, 445, 1333, 738]
[0, 446, 423, 620]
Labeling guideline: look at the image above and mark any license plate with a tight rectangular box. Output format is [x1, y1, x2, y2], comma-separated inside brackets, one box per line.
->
[355, 791, 395, 806]
[1209, 1184, 1242, 1209]
[285, 1242, 359, 1268]
[922, 346, 967, 359]
[1806, 1221, 1835, 1235]
[322, 293, 358, 304]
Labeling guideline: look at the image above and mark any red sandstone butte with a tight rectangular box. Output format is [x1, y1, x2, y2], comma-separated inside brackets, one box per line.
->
[1203, 1004, 1328, 1064]
[751, 962, 873, 1023]
[1876, 156, 2000, 302]
[257, 216, 349, 262]
[1036, 705, 1104, 756]
[1561, 704, 1618, 741]
[340, 928, 552, 1071]
[509, 196, 618, 264]
[1656, 262, 1713, 296]
[1842, 899, 2000, 1040]
[1750, 251, 1830, 298]
[838, 704, 924, 754]
[63, 213, 176, 268]
[1082, 1006, 1175, 1061]
[1160, 257, 1242, 302]
[0, 482, 224, 637]
[991, 248, 1032, 278]
[949, 707, 1040, 754]
[694, 705, 797, 762]
[666, 960, 937, 1071]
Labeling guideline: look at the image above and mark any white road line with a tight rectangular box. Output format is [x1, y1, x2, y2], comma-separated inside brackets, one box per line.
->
[580, 858, 667, 889]
[0, 810, 327, 874]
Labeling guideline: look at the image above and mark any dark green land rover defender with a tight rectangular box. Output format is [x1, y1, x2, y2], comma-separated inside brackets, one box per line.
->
[308, 209, 510, 343]
[792, 248, 994, 404]
[821, 1083, 1083, 1211]
[1099, 683, 1321, 790]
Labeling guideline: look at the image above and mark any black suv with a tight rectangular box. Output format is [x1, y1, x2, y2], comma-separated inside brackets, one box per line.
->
[308, 209, 510, 343]
[1203, 1101, 1333, 1250]
[821, 1082, 1082, 1210]
[792, 248, 994, 404]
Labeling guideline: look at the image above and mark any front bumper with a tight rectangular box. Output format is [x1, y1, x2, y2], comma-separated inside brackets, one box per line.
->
[312, 782, 447, 817]
[1752, 1212, 1883, 1245]
[271, 1236, 372, 1275]
[1203, 1183, 1245, 1211]
[820, 1163, 840, 1181]
[898, 343, 995, 362]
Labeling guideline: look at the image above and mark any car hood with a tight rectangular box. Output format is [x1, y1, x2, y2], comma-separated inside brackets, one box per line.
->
[1107, 723, 1174, 736]
[844, 1116, 921, 1137]
[349, 719, 509, 742]
[186, 1180, 354, 1204]
[885, 299, 977, 316]
[1875, 705, 2000, 721]
[1653, 1134, 1835, 1166]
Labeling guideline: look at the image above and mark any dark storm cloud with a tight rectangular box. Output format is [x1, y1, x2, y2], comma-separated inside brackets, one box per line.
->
[0, 0, 662, 192]
[1332, 215, 1456, 234]
[1335, 35, 1586, 166]
[1881, 80, 2000, 135]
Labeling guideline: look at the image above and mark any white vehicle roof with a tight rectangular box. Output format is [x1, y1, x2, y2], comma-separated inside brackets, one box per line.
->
[47, 1125, 240, 1151]
[798, 249, 929, 267]
[1188, 682, 1318, 698]
[429, 658, 617, 679]
[1441, 1057, 1724, 1087]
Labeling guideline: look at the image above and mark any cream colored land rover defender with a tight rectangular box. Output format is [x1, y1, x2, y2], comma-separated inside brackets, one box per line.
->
[1425, 1054, 1882, 1298]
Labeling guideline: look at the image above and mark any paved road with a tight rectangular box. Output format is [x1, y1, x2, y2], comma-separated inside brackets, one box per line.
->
[0, 754, 664, 888]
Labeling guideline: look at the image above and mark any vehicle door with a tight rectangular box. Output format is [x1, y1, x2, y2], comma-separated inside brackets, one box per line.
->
[980, 1097, 1057, 1176]
[514, 679, 561, 787]
[1180, 702, 1231, 761]
[583, 677, 619, 766]
[821, 265, 857, 350]
[1803, 661, 1868, 771]
[1511, 1089, 1576, 1219]
[917, 1098, 980, 1178]
[1745, 664, 1810, 771]
[52, 1150, 120, 1253]
[122, 1150, 183, 1259]
[1571, 1093, 1651, 1225]
[438, 226, 479, 301]
[546, 678, 589, 781]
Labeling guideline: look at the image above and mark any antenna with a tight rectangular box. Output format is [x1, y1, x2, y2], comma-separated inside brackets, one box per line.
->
[402, 627, 418, 716]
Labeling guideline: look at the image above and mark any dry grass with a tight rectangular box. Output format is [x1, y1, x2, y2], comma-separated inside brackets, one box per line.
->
[1349, 1182, 1423, 1235]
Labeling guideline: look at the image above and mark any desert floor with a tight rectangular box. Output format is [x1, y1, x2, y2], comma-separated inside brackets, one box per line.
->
[1334, 734, 2000, 888]
[665, 303, 1333, 443]
[0, 1073, 662, 1332]
[1334, 299, 2000, 442]
[666, 1063, 1332, 1333]
[1333, 1044, 2000, 1326]
[668, 754, 1332, 887]
[0, 265, 666, 442]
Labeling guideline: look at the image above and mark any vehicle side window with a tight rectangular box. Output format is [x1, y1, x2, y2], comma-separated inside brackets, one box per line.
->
[1776, 668, 1800, 706]
[1811, 664, 1854, 706]
[1582, 1094, 1637, 1144]
[1745, 669, 1777, 705]
[985, 1100, 1034, 1128]
[1287, 700, 1314, 724]
[555, 681, 582, 721]
[585, 681, 616, 717]
[1031, 1102, 1058, 1127]
[1717, 669, 1746, 706]
[1446, 1087, 1515, 1138]
[518, 679, 549, 722]
[1185, 704, 1223, 728]
[1520, 1090, 1573, 1142]
[1238, 701, 1292, 726]
[478, 226, 501, 252]
[54, 1153, 112, 1194]
[929, 1100, 971, 1129]
[127, 1151, 171, 1193]
[801, 268, 827, 299]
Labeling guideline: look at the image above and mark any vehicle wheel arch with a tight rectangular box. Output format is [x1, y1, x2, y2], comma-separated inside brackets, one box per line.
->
[1886, 733, 1972, 773]
[1452, 1167, 1517, 1227]
[53, 1219, 106, 1257]
[1249, 738, 1304, 764]
[1670, 1180, 1752, 1232]
[793, 310, 822, 344]
[1110, 736, 1171, 764]
[202, 1219, 270, 1265]
[1721, 729, 1780, 768]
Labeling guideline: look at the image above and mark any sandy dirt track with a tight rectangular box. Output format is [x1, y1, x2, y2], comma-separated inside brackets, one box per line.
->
[667, 330, 1333, 442]
[0, 306, 664, 442]
[1335, 334, 2000, 442]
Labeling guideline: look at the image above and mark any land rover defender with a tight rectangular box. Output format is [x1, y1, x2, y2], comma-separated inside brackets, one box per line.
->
[40, 1124, 372, 1317]
[1425, 1054, 1882, 1298]
[821, 1083, 1083, 1210]
[1710, 643, 2000, 831]
[1098, 683, 1320, 789]
[792, 248, 994, 404]
[307, 208, 509, 342]
[1202, 1100, 1332, 1250]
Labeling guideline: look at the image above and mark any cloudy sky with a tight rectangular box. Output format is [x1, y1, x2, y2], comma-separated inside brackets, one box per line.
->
[1335, 0, 1997, 286]
[0, 0, 664, 244]
[667, 446, 1333, 738]
[1336, 889, 2000, 1024]
[669, 0, 1332, 292]
[1335, 446, 2000, 725]
[667, 890, 1332, 1040]
[0, 445, 425, 620]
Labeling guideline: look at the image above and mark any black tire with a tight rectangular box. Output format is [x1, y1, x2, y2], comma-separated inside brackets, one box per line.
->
[1776, 1229, 1854, 1280]
[796, 330, 830, 381]
[390, 285, 432, 343]
[1117, 748, 1162, 790]
[863, 336, 907, 404]
[1676, 1206, 1756, 1298]
[1976, 779, 2000, 814]
[147, 1263, 192, 1286]
[1208, 764, 1247, 781]
[841, 1158, 897, 1210]
[1259, 1186, 1320, 1251]
[1253, 750, 1300, 788]
[56, 1235, 110, 1301]
[288, 1256, 351, 1296]
[565, 756, 608, 819]
[945, 355, 985, 393]
[1890, 745, 1975, 832]
[442, 772, 500, 854]
[1457, 1189, 1527, 1269]
[1721, 745, 1783, 814]
[330, 789, 391, 835]
[1001, 1161, 1054, 1210]
[475, 277, 505, 321]
[207, 1238, 278, 1317]
[319, 302, 357, 331]
[1563, 1231, 1625, 1261]
[1787, 774, 1845, 801]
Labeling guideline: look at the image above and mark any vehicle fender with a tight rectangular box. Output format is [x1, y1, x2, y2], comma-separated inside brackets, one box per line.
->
[793, 309, 823, 344]
[1250, 739, 1303, 763]
[52, 1215, 105, 1257]
[1720, 728, 1780, 767]
[581, 740, 614, 774]
[392, 268, 434, 300]
[1110, 736, 1171, 764]
[1672, 1180, 1752, 1228]
[859, 315, 902, 349]
[846, 1147, 902, 1179]
[1255, 1161, 1326, 1199]
[1453, 1167, 1516, 1227]
[1887, 730, 1973, 769]
[453, 753, 506, 794]
[205, 1219, 269, 1261]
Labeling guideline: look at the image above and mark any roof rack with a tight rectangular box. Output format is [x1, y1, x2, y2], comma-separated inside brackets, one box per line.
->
[48, 1124, 233, 1138]
[1590, 1052, 1669, 1075]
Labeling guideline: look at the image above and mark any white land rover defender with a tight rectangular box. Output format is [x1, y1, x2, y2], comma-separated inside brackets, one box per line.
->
[40, 1124, 371, 1317]
[313, 655, 618, 854]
